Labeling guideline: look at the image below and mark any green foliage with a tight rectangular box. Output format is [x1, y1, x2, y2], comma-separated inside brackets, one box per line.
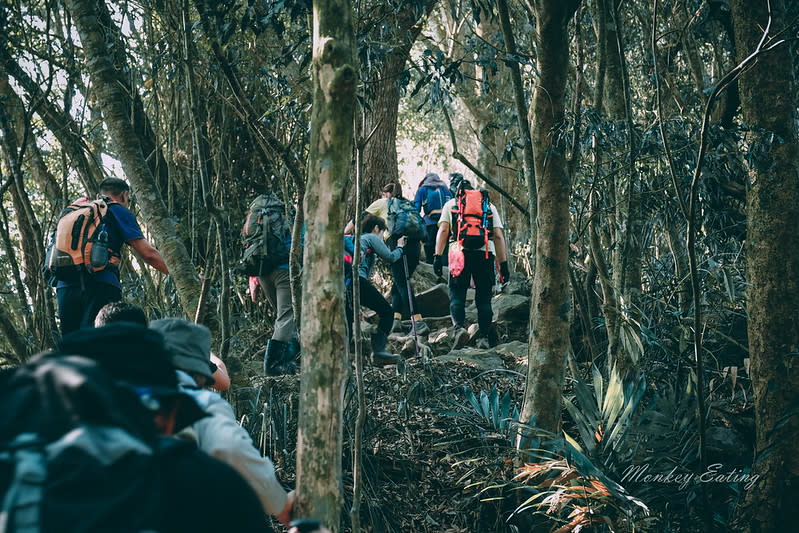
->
[563, 365, 647, 469]
[442, 385, 521, 439]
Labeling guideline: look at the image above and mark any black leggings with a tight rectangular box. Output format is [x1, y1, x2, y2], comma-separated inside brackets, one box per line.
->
[346, 276, 394, 336]
[449, 251, 495, 333]
[388, 237, 420, 318]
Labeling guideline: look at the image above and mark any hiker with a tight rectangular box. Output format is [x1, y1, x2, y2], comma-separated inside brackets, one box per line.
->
[0, 323, 270, 533]
[345, 213, 407, 365]
[93, 300, 148, 327]
[240, 193, 299, 376]
[345, 183, 429, 335]
[413, 172, 452, 264]
[53, 177, 168, 334]
[94, 301, 230, 391]
[149, 317, 295, 526]
[434, 178, 510, 349]
[448, 172, 465, 198]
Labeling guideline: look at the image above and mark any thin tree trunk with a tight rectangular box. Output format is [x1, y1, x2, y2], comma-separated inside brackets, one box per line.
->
[496, 0, 536, 243]
[65, 0, 201, 317]
[519, 0, 579, 436]
[181, 2, 230, 352]
[296, 0, 357, 529]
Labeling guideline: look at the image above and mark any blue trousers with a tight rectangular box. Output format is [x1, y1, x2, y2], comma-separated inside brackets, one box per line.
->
[57, 282, 122, 335]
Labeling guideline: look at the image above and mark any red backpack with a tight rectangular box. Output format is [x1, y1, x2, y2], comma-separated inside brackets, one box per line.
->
[452, 188, 493, 258]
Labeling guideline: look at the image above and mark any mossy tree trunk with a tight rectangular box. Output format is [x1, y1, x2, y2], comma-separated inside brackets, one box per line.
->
[295, 0, 357, 529]
[729, 0, 799, 530]
[64, 0, 201, 317]
[518, 0, 579, 435]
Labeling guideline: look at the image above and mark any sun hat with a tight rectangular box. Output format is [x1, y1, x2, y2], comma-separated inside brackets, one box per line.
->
[149, 318, 215, 384]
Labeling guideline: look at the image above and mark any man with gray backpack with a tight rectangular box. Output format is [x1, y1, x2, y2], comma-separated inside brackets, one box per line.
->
[240, 192, 299, 375]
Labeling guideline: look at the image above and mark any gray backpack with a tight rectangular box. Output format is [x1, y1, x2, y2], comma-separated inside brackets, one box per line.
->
[240, 193, 292, 276]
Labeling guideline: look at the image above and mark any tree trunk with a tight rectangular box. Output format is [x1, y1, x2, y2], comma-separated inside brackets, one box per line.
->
[496, 0, 536, 239]
[729, 1, 799, 530]
[360, 1, 435, 203]
[0, 72, 60, 347]
[519, 0, 579, 435]
[595, 0, 641, 375]
[65, 0, 201, 317]
[296, 0, 357, 529]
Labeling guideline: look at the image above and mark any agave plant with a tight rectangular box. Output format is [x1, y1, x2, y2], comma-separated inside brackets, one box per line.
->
[442, 385, 521, 438]
[563, 364, 648, 472]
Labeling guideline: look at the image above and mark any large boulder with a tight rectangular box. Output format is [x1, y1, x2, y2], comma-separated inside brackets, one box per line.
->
[436, 347, 506, 371]
[415, 283, 450, 318]
[493, 293, 530, 328]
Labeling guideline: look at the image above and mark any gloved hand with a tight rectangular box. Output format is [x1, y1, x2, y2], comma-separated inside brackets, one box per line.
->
[499, 261, 511, 283]
[433, 255, 443, 277]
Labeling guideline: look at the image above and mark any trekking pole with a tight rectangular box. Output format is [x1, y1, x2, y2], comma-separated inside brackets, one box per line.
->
[402, 253, 421, 359]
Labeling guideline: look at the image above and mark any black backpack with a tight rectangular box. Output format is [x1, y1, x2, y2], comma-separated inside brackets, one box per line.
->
[0, 353, 191, 533]
[239, 193, 292, 276]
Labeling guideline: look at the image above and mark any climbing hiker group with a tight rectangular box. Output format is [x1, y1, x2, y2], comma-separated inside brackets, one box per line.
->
[0, 171, 509, 532]
[342, 172, 511, 362]
[39, 172, 510, 374]
[241, 171, 510, 373]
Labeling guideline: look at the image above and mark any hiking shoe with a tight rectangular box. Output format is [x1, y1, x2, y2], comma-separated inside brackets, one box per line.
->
[475, 336, 491, 350]
[412, 320, 430, 336]
[452, 326, 469, 350]
[392, 318, 404, 333]
[370, 331, 399, 366]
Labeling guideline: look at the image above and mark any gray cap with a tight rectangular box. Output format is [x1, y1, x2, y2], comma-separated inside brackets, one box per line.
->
[149, 318, 215, 383]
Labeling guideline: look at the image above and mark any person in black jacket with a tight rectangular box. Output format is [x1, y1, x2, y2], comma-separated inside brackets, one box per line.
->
[0, 324, 272, 533]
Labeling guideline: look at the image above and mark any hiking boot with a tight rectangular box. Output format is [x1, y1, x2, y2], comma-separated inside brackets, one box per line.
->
[411, 320, 430, 336]
[264, 339, 286, 375]
[451, 326, 469, 350]
[264, 339, 297, 376]
[391, 318, 404, 333]
[370, 331, 400, 366]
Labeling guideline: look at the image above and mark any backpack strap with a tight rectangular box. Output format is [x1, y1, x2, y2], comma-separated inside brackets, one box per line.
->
[482, 191, 491, 258]
[0, 433, 46, 533]
[455, 191, 466, 246]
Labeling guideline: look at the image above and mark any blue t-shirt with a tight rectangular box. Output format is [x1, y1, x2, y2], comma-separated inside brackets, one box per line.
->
[58, 203, 145, 288]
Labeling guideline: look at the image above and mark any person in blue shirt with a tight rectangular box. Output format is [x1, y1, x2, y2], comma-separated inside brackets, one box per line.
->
[56, 177, 168, 334]
[413, 172, 452, 265]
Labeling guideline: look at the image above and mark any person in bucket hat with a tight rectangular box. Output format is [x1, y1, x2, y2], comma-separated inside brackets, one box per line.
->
[43, 322, 270, 532]
[150, 317, 295, 526]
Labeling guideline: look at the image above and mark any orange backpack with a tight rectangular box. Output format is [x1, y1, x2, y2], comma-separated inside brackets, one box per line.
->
[452, 188, 493, 257]
[44, 198, 121, 283]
